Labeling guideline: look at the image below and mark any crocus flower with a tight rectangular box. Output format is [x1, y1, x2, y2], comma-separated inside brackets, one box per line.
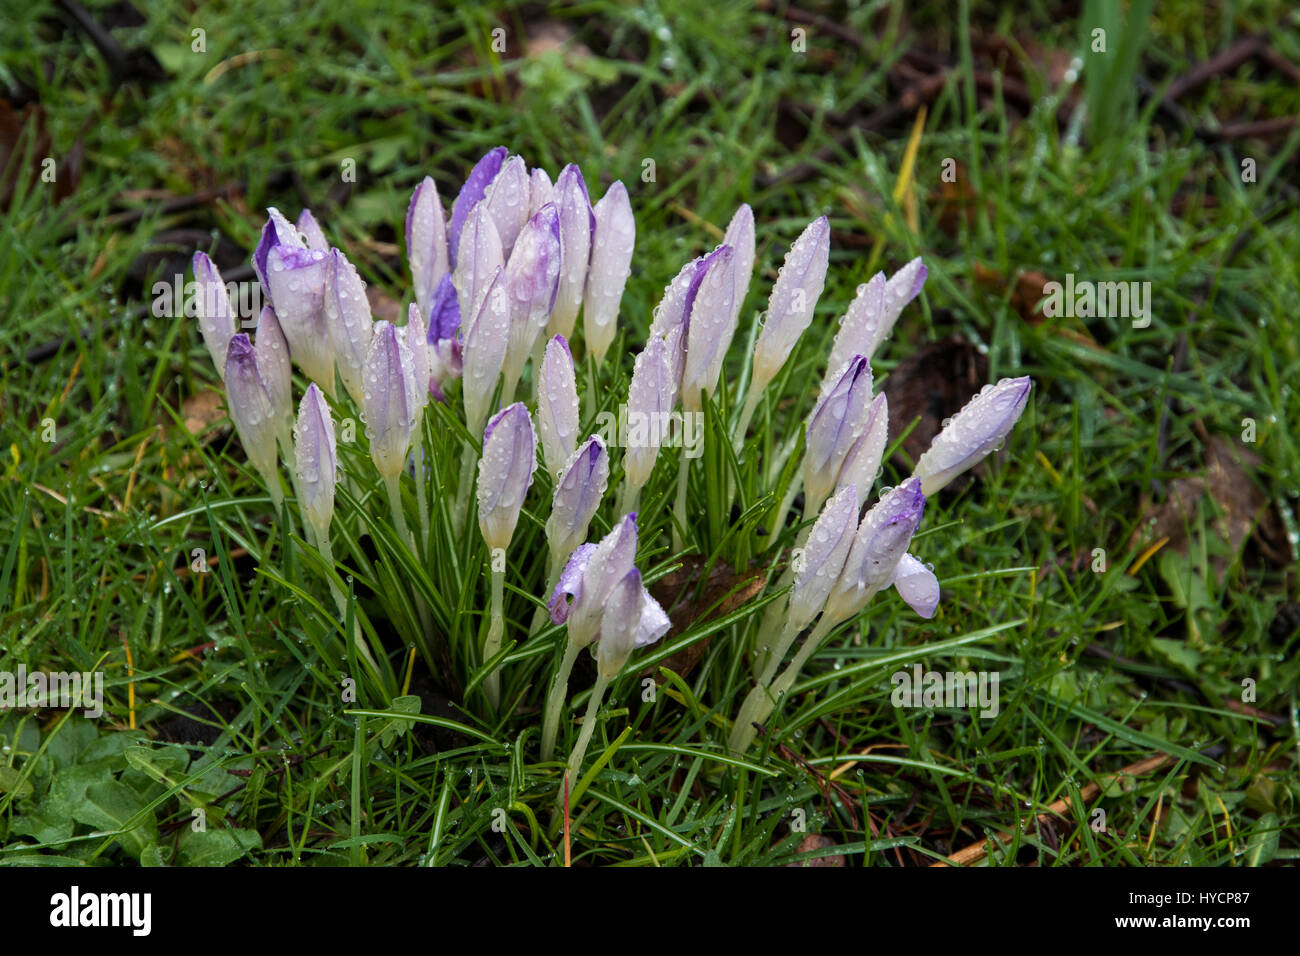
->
[803, 355, 874, 509]
[297, 209, 329, 251]
[529, 167, 554, 217]
[824, 272, 884, 390]
[647, 255, 700, 344]
[680, 244, 737, 412]
[294, 383, 337, 545]
[545, 436, 609, 564]
[448, 146, 506, 270]
[361, 321, 420, 481]
[623, 332, 678, 491]
[193, 252, 236, 379]
[264, 241, 333, 393]
[583, 181, 635, 365]
[322, 249, 374, 403]
[723, 203, 756, 329]
[482, 155, 530, 258]
[912, 376, 1032, 495]
[461, 266, 509, 439]
[224, 334, 283, 504]
[252, 207, 302, 297]
[406, 176, 450, 322]
[596, 569, 647, 679]
[536, 335, 579, 476]
[426, 274, 463, 395]
[834, 391, 888, 510]
[822, 477, 926, 625]
[787, 483, 858, 633]
[890, 553, 939, 618]
[548, 164, 593, 339]
[502, 203, 561, 394]
[404, 303, 431, 416]
[476, 402, 537, 553]
[454, 202, 504, 326]
[750, 216, 830, 393]
[253, 306, 293, 451]
[549, 513, 637, 646]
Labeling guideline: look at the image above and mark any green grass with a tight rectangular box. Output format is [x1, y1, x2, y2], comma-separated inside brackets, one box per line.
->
[0, 0, 1296, 866]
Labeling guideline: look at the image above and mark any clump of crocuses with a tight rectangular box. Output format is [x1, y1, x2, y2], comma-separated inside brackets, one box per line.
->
[194, 146, 1031, 794]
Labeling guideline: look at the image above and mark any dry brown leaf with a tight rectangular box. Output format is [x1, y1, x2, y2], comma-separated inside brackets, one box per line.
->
[181, 388, 227, 439]
[643, 557, 765, 682]
[972, 261, 1053, 325]
[784, 833, 845, 867]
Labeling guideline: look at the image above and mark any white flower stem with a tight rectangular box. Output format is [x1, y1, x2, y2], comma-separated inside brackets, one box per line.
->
[453, 440, 476, 538]
[731, 384, 763, 455]
[540, 637, 583, 763]
[672, 450, 690, 553]
[414, 434, 430, 562]
[483, 565, 505, 709]
[529, 553, 560, 637]
[565, 672, 611, 787]
[384, 472, 415, 552]
[618, 478, 642, 519]
[729, 615, 834, 755]
[316, 528, 382, 682]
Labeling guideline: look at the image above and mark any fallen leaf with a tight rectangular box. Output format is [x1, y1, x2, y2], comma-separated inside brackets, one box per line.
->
[972, 261, 1053, 325]
[182, 389, 227, 438]
[785, 833, 845, 867]
[643, 557, 765, 682]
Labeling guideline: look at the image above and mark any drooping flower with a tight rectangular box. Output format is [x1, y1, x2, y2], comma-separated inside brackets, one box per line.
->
[583, 181, 635, 365]
[545, 436, 609, 564]
[322, 249, 374, 403]
[476, 402, 538, 553]
[193, 252, 236, 379]
[448, 146, 507, 271]
[294, 383, 337, 544]
[406, 175, 450, 322]
[549, 513, 634, 643]
[596, 569, 649, 679]
[361, 321, 420, 480]
[890, 553, 940, 619]
[536, 335, 579, 476]
[822, 477, 926, 625]
[912, 376, 1032, 495]
[548, 164, 593, 340]
[750, 216, 830, 393]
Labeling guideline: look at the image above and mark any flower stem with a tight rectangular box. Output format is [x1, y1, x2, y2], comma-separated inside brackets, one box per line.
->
[483, 565, 505, 709]
[671, 451, 689, 553]
[618, 478, 642, 519]
[529, 553, 560, 637]
[729, 615, 834, 755]
[565, 672, 611, 787]
[540, 638, 583, 763]
[731, 385, 762, 455]
[453, 440, 476, 538]
[316, 528, 382, 682]
[384, 472, 415, 552]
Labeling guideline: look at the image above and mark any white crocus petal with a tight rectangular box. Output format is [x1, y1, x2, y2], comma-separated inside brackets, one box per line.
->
[193, 252, 236, 379]
[461, 267, 509, 439]
[454, 203, 504, 325]
[546, 437, 609, 562]
[680, 244, 737, 412]
[834, 392, 888, 510]
[824, 478, 926, 624]
[296, 210, 329, 251]
[549, 164, 593, 339]
[404, 303, 431, 416]
[323, 249, 375, 404]
[583, 181, 635, 364]
[723, 203, 756, 328]
[448, 146, 507, 270]
[787, 483, 859, 632]
[623, 333, 677, 489]
[502, 203, 561, 392]
[803, 355, 873, 508]
[596, 569, 645, 679]
[476, 402, 537, 553]
[878, 257, 928, 346]
[634, 588, 671, 648]
[406, 176, 450, 321]
[567, 513, 638, 647]
[891, 553, 939, 618]
[253, 306, 293, 448]
[252, 206, 305, 298]
[529, 167, 554, 217]
[647, 256, 700, 343]
[751, 216, 830, 391]
[912, 376, 1032, 495]
[537, 335, 579, 476]
[224, 334, 280, 490]
[264, 243, 333, 392]
[294, 383, 337, 541]
[361, 321, 419, 480]
[482, 155, 531, 258]
[825, 272, 885, 389]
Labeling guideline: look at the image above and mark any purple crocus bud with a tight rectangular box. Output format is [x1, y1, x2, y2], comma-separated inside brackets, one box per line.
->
[647, 256, 700, 343]
[835, 392, 889, 510]
[536, 334, 579, 476]
[891, 553, 939, 618]
[265, 243, 333, 393]
[804, 355, 873, 508]
[322, 249, 374, 403]
[294, 383, 337, 543]
[825, 272, 885, 389]
[751, 216, 830, 392]
[426, 274, 463, 387]
[824, 478, 926, 624]
[253, 306, 293, 449]
[551, 513, 638, 646]
[787, 483, 858, 632]
[623, 332, 678, 489]
[404, 302, 431, 415]
[548, 164, 593, 339]
[583, 181, 635, 365]
[453, 202, 504, 325]
[296, 210, 329, 251]
[252, 207, 303, 299]
[361, 321, 420, 480]
[406, 176, 450, 322]
[596, 569, 646, 679]
[723, 203, 756, 328]
[224, 334, 281, 496]
[476, 402, 537, 552]
[448, 146, 507, 270]
[193, 252, 236, 380]
[913, 376, 1032, 495]
[461, 266, 509, 438]
[529, 167, 554, 217]
[546, 436, 609, 562]
[681, 244, 738, 412]
[502, 203, 561, 392]
[482, 155, 531, 258]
